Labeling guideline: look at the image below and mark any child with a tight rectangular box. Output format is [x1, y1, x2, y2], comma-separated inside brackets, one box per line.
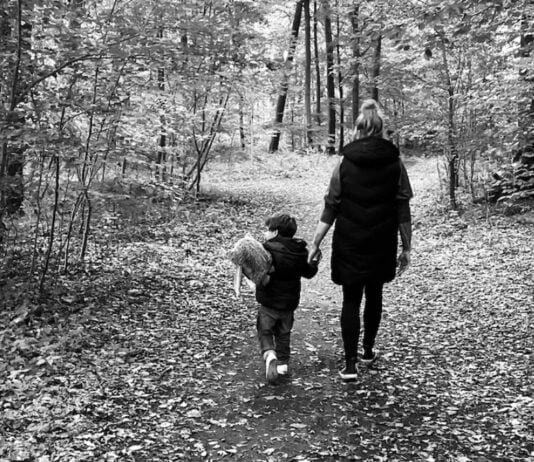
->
[256, 213, 321, 384]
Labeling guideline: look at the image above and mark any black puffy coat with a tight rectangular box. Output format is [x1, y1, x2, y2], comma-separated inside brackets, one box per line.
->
[256, 236, 318, 311]
[331, 136, 401, 285]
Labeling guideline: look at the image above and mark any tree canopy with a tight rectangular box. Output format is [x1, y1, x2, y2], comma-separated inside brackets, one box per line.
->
[0, 0, 532, 290]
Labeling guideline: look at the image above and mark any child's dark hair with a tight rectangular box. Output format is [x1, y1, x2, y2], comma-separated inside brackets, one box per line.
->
[265, 214, 297, 238]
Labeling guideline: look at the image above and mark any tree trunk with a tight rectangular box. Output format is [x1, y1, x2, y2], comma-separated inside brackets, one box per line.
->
[304, 0, 312, 146]
[40, 77, 74, 292]
[313, 0, 321, 126]
[157, 25, 166, 181]
[187, 91, 231, 189]
[158, 115, 166, 181]
[351, 4, 360, 128]
[0, 4, 12, 191]
[79, 192, 92, 261]
[239, 94, 246, 149]
[62, 195, 83, 272]
[290, 97, 296, 151]
[336, 1, 344, 151]
[323, 0, 336, 155]
[371, 33, 381, 102]
[518, 4, 534, 168]
[269, 0, 304, 153]
[249, 102, 254, 160]
[439, 34, 458, 209]
[0, 0, 28, 217]
[40, 155, 59, 294]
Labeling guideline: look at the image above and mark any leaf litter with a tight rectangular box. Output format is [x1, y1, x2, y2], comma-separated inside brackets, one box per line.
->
[0, 153, 533, 461]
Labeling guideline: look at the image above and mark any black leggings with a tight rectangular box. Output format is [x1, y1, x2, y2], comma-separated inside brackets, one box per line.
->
[341, 282, 384, 360]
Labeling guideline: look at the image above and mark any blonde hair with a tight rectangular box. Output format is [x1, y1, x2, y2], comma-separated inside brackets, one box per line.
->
[353, 99, 383, 139]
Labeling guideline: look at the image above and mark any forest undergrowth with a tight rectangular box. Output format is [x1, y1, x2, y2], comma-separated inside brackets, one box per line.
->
[0, 152, 533, 462]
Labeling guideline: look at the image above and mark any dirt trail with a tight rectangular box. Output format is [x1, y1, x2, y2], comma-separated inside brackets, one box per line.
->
[2, 155, 532, 462]
[197, 155, 533, 461]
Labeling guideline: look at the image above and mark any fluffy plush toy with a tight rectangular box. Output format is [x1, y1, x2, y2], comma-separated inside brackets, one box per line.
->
[227, 234, 272, 297]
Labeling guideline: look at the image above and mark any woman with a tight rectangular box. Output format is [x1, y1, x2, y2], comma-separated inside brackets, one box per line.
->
[308, 99, 413, 381]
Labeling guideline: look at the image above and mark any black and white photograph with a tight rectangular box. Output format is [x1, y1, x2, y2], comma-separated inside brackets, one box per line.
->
[0, 0, 532, 460]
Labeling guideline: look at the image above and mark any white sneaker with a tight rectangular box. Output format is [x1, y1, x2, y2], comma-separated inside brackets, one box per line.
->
[264, 351, 278, 384]
[339, 358, 358, 381]
[361, 350, 379, 366]
[338, 366, 358, 381]
[277, 364, 288, 375]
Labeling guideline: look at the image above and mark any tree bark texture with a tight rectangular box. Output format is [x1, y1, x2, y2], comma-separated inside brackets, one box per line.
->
[439, 34, 458, 209]
[239, 94, 246, 149]
[323, 0, 336, 155]
[313, 0, 321, 125]
[269, 0, 304, 153]
[371, 33, 381, 102]
[304, 0, 312, 146]
[336, 2, 344, 152]
[351, 4, 360, 128]
[0, 0, 27, 217]
[157, 25, 166, 181]
[518, 2, 534, 168]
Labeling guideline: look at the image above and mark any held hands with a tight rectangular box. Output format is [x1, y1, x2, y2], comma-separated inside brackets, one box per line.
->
[397, 250, 411, 276]
[308, 222, 331, 265]
[308, 244, 322, 265]
[312, 248, 323, 265]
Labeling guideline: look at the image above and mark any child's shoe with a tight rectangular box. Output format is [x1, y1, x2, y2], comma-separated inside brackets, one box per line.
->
[264, 350, 278, 384]
[361, 349, 378, 366]
[277, 363, 288, 375]
[339, 357, 358, 381]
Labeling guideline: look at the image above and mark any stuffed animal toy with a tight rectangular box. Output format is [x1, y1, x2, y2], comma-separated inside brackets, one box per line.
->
[227, 234, 272, 297]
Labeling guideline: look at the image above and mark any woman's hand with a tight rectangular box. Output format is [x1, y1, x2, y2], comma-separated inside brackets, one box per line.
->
[308, 221, 332, 264]
[397, 250, 411, 276]
[308, 244, 321, 264]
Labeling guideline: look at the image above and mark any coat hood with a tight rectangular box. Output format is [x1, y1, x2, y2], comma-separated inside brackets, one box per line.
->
[342, 136, 399, 167]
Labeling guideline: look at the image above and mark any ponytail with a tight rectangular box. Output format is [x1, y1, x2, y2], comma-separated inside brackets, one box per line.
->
[353, 99, 383, 139]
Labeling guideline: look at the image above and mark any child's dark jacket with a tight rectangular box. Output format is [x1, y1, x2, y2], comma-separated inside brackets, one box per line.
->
[256, 235, 318, 311]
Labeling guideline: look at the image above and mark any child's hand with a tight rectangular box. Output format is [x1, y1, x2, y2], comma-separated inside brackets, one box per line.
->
[312, 248, 323, 264]
[309, 247, 322, 266]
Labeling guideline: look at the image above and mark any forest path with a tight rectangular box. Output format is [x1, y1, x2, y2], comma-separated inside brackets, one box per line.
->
[197, 154, 533, 461]
[1, 154, 533, 462]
